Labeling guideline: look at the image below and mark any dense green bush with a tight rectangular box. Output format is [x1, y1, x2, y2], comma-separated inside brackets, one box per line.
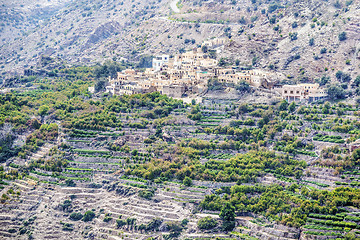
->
[339, 32, 347, 41]
[138, 190, 155, 200]
[82, 211, 95, 222]
[197, 217, 218, 230]
[69, 212, 83, 221]
[116, 219, 126, 228]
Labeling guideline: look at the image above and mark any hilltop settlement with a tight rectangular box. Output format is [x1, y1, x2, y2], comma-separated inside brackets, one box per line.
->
[92, 39, 328, 102]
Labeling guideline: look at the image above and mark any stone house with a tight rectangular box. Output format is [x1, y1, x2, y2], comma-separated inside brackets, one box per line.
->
[282, 83, 327, 102]
[152, 55, 170, 71]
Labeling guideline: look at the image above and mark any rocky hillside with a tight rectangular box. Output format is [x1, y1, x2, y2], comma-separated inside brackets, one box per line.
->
[0, 0, 359, 83]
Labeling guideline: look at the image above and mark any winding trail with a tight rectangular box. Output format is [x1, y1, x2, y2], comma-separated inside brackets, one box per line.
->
[170, 0, 180, 13]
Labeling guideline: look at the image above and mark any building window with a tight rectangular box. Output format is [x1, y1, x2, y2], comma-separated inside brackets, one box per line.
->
[290, 91, 293, 94]
[284, 90, 287, 93]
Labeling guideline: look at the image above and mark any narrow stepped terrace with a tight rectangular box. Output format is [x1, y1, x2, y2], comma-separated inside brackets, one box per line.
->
[3, 91, 360, 239]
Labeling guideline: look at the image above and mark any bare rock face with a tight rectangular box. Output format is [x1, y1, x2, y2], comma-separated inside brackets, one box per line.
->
[162, 132, 174, 142]
[106, 182, 136, 196]
[1, 0, 359, 83]
[114, 134, 145, 147]
[84, 21, 122, 49]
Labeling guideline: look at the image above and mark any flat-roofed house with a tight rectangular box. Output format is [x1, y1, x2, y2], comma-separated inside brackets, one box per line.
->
[282, 83, 327, 102]
[153, 55, 170, 71]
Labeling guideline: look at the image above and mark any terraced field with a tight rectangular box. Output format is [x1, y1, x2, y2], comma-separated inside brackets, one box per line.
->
[2, 89, 360, 239]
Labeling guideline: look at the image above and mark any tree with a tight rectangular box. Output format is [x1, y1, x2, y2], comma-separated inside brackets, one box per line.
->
[166, 221, 183, 236]
[344, 232, 356, 240]
[218, 58, 227, 67]
[289, 32, 298, 41]
[83, 210, 95, 222]
[220, 202, 236, 231]
[155, 125, 163, 138]
[201, 45, 208, 53]
[336, 71, 351, 82]
[94, 60, 124, 79]
[352, 149, 360, 163]
[336, 71, 343, 80]
[197, 217, 218, 230]
[327, 85, 346, 100]
[69, 212, 83, 221]
[268, 4, 279, 13]
[288, 101, 296, 112]
[235, 81, 251, 93]
[279, 100, 289, 111]
[38, 105, 49, 117]
[208, 50, 217, 59]
[220, 202, 236, 222]
[208, 78, 224, 91]
[319, 75, 330, 86]
[136, 55, 153, 68]
[269, 15, 276, 24]
[183, 176, 192, 186]
[222, 220, 235, 231]
[116, 219, 126, 228]
[239, 16, 246, 24]
[94, 80, 106, 92]
[252, 56, 258, 66]
[258, 119, 265, 128]
[353, 75, 360, 87]
[339, 32, 347, 41]
[309, 38, 314, 46]
[334, 0, 342, 8]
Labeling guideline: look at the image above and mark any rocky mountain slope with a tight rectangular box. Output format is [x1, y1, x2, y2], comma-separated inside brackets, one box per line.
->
[0, 0, 359, 83]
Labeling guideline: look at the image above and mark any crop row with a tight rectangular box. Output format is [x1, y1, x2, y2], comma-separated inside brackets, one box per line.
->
[303, 180, 329, 188]
[73, 149, 111, 154]
[313, 134, 345, 144]
[308, 218, 358, 228]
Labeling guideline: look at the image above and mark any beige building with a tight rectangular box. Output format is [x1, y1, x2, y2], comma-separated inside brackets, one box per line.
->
[282, 83, 327, 102]
[202, 37, 228, 48]
[282, 85, 304, 101]
[152, 55, 170, 71]
[104, 40, 285, 98]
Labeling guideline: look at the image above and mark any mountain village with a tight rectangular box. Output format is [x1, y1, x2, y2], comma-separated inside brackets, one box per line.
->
[92, 38, 328, 102]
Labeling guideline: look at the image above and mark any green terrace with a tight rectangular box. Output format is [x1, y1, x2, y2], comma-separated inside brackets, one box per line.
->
[313, 133, 345, 144]
[69, 129, 125, 138]
[304, 212, 360, 237]
[205, 153, 236, 160]
[72, 149, 111, 154]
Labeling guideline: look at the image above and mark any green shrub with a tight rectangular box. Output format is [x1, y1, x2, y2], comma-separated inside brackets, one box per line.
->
[198, 217, 218, 230]
[116, 219, 126, 228]
[69, 212, 83, 221]
[103, 216, 113, 222]
[82, 211, 95, 222]
[138, 190, 155, 200]
[183, 176, 192, 186]
[339, 32, 347, 41]
[61, 222, 74, 231]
